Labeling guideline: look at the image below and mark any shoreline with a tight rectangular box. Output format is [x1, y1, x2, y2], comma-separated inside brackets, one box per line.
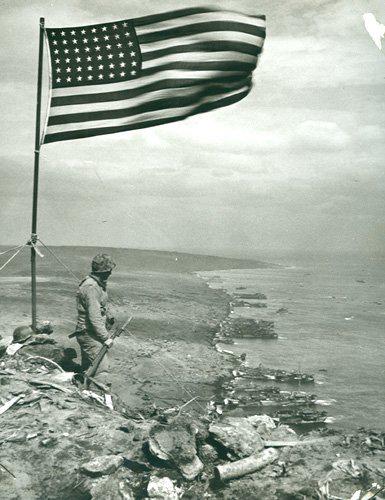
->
[1, 255, 385, 498]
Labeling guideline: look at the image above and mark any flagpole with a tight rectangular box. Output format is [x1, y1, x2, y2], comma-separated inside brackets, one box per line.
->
[31, 17, 45, 331]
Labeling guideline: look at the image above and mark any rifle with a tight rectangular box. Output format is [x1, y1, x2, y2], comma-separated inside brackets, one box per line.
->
[83, 316, 132, 389]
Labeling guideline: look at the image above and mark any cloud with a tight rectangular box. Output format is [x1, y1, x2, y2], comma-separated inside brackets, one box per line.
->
[293, 120, 351, 149]
[153, 117, 351, 155]
[358, 124, 385, 142]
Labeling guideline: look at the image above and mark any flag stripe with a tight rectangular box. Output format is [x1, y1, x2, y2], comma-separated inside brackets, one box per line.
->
[44, 87, 250, 143]
[51, 69, 245, 99]
[48, 80, 250, 126]
[51, 75, 247, 107]
[138, 31, 264, 54]
[49, 78, 250, 116]
[139, 60, 255, 78]
[137, 21, 265, 44]
[133, 7, 221, 26]
[141, 40, 262, 62]
[132, 7, 265, 27]
[134, 11, 266, 35]
[143, 50, 256, 70]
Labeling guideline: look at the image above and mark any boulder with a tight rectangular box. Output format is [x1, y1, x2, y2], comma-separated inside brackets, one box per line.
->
[178, 455, 204, 480]
[209, 417, 264, 458]
[199, 443, 219, 463]
[269, 425, 296, 442]
[147, 476, 180, 500]
[80, 454, 124, 477]
[148, 422, 202, 479]
[247, 415, 276, 438]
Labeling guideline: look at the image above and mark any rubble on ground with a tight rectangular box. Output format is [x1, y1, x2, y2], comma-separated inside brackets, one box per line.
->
[234, 292, 267, 300]
[233, 300, 267, 308]
[219, 318, 277, 340]
[1, 353, 385, 499]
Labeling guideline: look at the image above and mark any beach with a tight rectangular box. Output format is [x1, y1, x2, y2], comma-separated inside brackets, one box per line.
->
[0, 246, 265, 415]
[199, 252, 385, 431]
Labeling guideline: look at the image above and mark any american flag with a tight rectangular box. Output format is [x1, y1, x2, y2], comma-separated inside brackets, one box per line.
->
[43, 7, 266, 144]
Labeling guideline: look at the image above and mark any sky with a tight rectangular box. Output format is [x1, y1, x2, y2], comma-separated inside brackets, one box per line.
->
[0, 0, 384, 258]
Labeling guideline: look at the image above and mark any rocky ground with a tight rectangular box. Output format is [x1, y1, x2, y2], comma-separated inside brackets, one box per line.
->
[1, 351, 385, 500]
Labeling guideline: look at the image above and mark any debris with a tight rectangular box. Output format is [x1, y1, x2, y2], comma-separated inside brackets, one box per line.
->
[29, 379, 72, 393]
[199, 444, 219, 462]
[147, 476, 180, 500]
[235, 292, 267, 300]
[214, 447, 279, 481]
[105, 394, 114, 410]
[0, 462, 16, 478]
[233, 300, 267, 309]
[332, 458, 362, 479]
[5, 343, 24, 356]
[40, 436, 58, 447]
[51, 371, 74, 384]
[81, 389, 110, 407]
[5, 431, 27, 443]
[18, 391, 42, 406]
[0, 394, 25, 415]
[26, 432, 40, 440]
[273, 408, 327, 426]
[35, 321, 54, 335]
[241, 365, 315, 384]
[264, 438, 327, 447]
[209, 417, 264, 459]
[220, 318, 276, 339]
[26, 355, 64, 372]
[80, 454, 124, 477]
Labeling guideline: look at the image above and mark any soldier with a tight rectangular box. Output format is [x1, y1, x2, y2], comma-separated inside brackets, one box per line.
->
[74, 253, 116, 385]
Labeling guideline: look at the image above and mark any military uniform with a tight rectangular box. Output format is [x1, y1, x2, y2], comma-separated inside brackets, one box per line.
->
[75, 274, 113, 382]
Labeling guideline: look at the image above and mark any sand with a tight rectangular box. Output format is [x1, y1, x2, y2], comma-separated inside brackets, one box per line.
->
[0, 246, 264, 416]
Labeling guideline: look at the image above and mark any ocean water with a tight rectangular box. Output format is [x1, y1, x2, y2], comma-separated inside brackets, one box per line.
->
[199, 254, 385, 431]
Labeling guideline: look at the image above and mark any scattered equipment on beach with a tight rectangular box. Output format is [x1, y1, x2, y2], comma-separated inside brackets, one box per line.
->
[238, 365, 315, 385]
[220, 318, 277, 339]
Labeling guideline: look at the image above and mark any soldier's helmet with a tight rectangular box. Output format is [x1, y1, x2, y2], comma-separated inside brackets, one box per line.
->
[91, 254, 116, 273]
[12, 325, 33, 344]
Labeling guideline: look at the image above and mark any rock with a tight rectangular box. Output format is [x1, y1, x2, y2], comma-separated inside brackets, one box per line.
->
[148, 422, 202, 479]
[80, 455, 124, 477]
[118, 480, 135, 499]
[147, 476, 180, 500]
[199, 443, 219, 463]
[269, 425, 296, 442]
[247, 415, 276, 438]
[179, 455, 204, 480]
[86, 476, 123, 499]
[209, 417, 264, 458]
